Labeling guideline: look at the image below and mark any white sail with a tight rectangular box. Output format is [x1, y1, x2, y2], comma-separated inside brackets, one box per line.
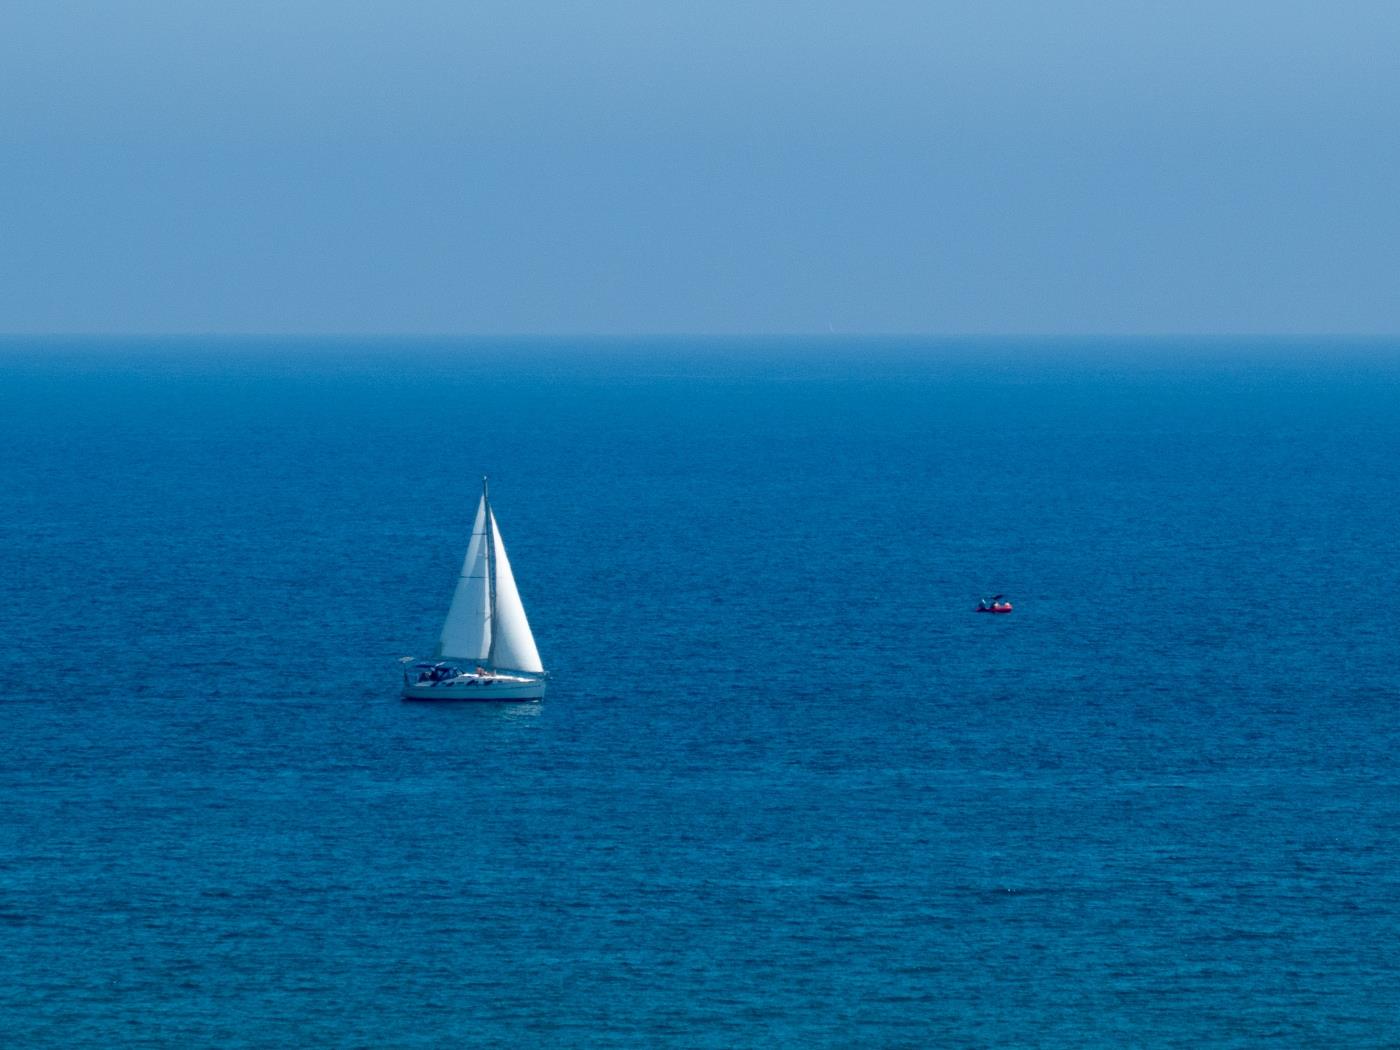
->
[436, 496, 492, 660]
[487, 508, 544, 673]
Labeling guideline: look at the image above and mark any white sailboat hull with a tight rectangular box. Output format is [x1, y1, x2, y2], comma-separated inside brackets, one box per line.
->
[402, 674, 546, 702]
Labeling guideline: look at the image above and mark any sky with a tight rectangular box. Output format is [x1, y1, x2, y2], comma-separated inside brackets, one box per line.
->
[1, 1, 1397, 335]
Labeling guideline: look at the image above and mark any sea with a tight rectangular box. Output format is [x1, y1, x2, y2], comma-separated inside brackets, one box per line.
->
[2, 336, 1398, 1048]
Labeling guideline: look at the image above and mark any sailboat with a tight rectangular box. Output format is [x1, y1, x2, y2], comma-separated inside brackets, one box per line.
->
[402, 478, 547, 701]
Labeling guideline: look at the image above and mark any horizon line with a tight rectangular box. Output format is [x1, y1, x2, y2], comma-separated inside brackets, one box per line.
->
[2, 331, 1398, 341]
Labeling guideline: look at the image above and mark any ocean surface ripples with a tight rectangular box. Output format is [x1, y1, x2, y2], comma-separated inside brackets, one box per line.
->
[1, 337, 1398, 1047]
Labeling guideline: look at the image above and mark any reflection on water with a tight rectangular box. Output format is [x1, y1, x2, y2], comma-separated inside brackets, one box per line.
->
[401, 697, 544, 722]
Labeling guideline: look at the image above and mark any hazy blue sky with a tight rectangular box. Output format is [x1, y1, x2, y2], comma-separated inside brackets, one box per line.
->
[2, 2, 1397, 334]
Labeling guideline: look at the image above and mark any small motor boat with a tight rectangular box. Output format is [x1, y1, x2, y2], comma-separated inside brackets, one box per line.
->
[976, 596, 1014, 614]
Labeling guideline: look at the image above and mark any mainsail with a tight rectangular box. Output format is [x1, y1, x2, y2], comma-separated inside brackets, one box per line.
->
[435, 487, 543, 674]
[436, 497, 491, 660]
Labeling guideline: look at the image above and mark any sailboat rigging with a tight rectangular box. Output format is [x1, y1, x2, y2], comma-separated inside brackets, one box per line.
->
[401, 477, 547, 701]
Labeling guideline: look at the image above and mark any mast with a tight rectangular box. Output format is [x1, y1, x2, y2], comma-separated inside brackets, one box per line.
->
[483, 475, 497, 667]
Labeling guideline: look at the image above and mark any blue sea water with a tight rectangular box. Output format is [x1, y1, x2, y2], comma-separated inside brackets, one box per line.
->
[2, 336, 1399, 1048]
